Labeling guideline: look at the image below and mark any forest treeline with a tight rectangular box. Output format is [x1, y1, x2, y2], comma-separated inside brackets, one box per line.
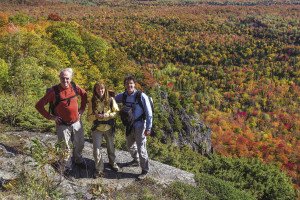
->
[0, 2, 299, 199]
[75, 4, 300, 187]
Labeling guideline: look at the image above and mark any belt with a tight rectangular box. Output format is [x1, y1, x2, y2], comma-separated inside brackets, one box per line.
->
[61, 120, 79, 126]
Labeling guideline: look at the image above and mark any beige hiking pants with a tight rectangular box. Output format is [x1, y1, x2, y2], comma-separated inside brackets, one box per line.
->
[56, 120, 85, 169]
[92, 128, 116, 173]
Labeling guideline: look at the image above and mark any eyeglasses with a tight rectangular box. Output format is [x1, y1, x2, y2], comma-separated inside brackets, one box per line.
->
[60, 77, 70, 80]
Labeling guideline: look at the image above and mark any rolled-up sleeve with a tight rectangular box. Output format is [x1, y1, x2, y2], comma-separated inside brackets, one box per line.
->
[108, 98, 119, 118]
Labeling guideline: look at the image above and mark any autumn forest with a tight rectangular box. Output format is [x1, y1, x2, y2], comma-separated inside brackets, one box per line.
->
[0, 0, 299, 199]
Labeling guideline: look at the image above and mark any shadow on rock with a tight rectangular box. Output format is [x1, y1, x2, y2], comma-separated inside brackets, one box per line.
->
[72, 158, 95, 179]
[51, 157, 96, 179]
[0, 143, 22, 156]
[117, 160, 139, 168]
[104, 163, 138, 180]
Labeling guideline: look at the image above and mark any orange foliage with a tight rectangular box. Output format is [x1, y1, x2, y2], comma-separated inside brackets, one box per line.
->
[0, 12, 9, 27]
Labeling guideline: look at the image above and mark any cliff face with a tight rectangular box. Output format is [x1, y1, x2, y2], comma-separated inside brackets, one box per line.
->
[0, 131, 195, 199]
[178, 108, 212, 155]
[157, 90, 212, 155]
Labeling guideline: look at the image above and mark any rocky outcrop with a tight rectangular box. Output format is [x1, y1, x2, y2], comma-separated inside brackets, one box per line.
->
[0, 131, 195, 199]
[157, 90, 212, 155]
[178, 108, 212, 155]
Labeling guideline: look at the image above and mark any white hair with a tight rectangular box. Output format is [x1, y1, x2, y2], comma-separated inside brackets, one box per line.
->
[60, 68, 73, 77]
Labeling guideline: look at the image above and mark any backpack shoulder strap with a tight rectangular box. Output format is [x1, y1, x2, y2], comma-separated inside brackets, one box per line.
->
[109, 97, 114, 111]
[71, 81, 78, 96]
[136, 90, 144, 111]
[122, 92, 127, 105]
[53, 84, 61, 105]
[49, 84, 60, 115]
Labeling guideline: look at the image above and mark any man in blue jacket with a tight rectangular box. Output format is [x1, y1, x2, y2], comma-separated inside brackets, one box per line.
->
[115, 75, 153, 179]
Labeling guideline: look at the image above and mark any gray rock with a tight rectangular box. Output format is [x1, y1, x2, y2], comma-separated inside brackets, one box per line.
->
[158, 90, 212, 155]
[0, 144, 16, 158]
[179, 108, 212, 155]
[0, 131, 196, 199]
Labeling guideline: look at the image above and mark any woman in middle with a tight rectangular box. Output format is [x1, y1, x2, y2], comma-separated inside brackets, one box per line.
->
[87, 81, 119, 178]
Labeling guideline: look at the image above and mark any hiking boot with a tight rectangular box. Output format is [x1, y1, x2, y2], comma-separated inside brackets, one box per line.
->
[56, 160, 72, 174]
[138, 170, 148, 180]
[63, 169, 75, 181]
[129, 159, 139, 167]
[93, 171, 104, 179]
[109, 163, 119, 172]
[75, 161, 86, 169]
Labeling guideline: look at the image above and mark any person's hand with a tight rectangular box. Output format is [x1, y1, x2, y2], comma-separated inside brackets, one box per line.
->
[78, 109, 84, 118]
[103, 113, 109, 118]
[51, 115, 62, 124]
[97, 113, 104, 118]
[144, 130, 151, 136]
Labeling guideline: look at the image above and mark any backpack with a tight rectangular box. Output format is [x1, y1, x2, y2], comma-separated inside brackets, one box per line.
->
[119, 90, 154, 129]
[47, 82, 78, 115]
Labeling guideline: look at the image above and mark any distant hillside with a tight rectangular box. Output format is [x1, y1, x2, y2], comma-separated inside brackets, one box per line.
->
[2, 0, 300, 5]
[54, 0, 300, 5]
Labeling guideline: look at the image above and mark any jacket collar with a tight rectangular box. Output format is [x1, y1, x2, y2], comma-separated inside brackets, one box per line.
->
[126, 89, 137, 96]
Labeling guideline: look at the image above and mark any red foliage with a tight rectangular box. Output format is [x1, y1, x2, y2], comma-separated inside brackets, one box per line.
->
[167, 82, 174, 88]
[284, 123, 292, 130]
[237, 111, 247, 118]
[143, 69, 157, 88]
[285, 162, 295, 171]
[47, 13, 63, 21]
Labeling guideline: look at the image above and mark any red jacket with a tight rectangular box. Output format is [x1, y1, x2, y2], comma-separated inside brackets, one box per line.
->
[35, 84, 87, 124]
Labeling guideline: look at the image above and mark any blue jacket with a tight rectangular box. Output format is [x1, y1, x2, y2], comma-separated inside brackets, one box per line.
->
[115, 90, 153, 131]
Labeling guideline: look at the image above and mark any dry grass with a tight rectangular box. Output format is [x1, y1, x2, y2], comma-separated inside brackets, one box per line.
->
[114, 178, 173, 200]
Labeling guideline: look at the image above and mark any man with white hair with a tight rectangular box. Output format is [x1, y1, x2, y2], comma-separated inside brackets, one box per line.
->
[36, 68, 87, 175]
